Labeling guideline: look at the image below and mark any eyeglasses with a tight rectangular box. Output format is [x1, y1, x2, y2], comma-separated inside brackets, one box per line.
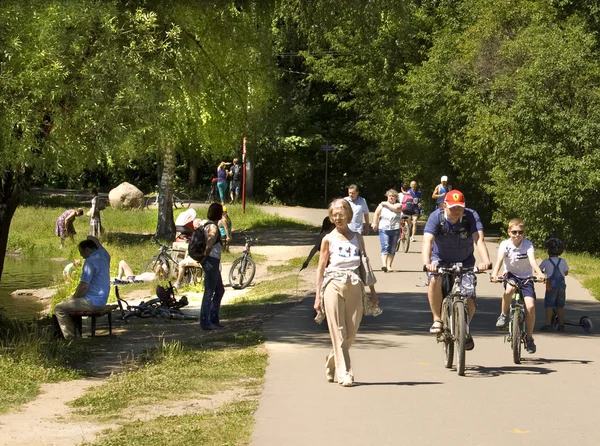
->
[510, 230, 524, 235]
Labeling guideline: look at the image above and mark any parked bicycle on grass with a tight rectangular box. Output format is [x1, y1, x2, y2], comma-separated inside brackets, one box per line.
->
[115, 283, 195, 321]
[144, 240, 202, 286]
[145, 187, 191, 210]
[229, 233, 257, 289]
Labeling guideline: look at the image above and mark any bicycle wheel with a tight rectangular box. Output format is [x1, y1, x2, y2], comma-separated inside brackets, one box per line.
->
[402, 224, 410, 253]
[454, 300, 466, 376]
[144, 255, 174, 278]
[511, 312, 522, 364]
[177, 192, 191, 209]
[184, 266, 203, 285]
[441, 297, 454, 369]
[145, 196, 157, 210]
[229, 256, 256, 289]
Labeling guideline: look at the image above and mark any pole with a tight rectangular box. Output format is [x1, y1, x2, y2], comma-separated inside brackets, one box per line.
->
[242, 136, 247, 214]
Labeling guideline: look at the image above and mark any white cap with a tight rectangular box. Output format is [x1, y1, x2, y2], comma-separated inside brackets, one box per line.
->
[441, 175, 448, 182]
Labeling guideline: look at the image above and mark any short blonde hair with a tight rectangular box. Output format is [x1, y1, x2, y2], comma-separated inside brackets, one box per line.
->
[508, 218, 525, 230]
[328, 198, 353, 223]
[386, 189, 399, 199]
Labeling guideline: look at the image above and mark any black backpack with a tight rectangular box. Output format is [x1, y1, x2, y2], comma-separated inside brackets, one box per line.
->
[188, 222, 220, 262]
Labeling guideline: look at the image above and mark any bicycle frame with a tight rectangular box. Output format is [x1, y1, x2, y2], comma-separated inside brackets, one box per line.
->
[435, 263, 478, 376]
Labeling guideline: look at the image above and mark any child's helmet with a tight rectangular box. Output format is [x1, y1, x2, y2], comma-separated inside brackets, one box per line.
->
[545, 238, 564, 256]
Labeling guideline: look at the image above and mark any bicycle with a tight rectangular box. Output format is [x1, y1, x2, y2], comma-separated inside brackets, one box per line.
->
[396, 217, 411, 253]
[116, 283, 196, 321]
[205, 178, 220, 203]
[145, 188, 191, 210]
[550, 309, 593, 333]
[492, 276, 541, 364]
[144, 241, 203, 285]
[432, 263, 481, 376]
[229, 233, 257, 289]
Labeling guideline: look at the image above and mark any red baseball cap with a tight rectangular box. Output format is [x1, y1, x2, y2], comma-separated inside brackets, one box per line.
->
[445, 190, 465, 208]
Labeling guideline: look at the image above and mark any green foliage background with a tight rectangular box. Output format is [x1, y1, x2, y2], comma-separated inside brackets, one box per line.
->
[2, 0, 600, 251]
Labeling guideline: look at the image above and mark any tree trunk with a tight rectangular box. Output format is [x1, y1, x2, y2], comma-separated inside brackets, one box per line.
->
[0, 171, 25, 280]
[188, 161, 198, 187]
[155, 147, 176, 241]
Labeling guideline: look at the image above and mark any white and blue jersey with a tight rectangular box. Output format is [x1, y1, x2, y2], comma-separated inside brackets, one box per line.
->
[499, 238, 535, 279]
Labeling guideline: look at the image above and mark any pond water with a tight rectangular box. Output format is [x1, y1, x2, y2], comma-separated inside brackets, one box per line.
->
[0, 255, 66, 319]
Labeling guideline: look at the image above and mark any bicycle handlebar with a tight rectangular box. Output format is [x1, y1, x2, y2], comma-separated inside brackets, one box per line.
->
[422, 263, 484, 275]
[490, 276, 545, 286]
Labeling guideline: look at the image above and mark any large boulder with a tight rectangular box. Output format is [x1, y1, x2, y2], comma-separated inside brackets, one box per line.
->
[108, 182, 145, 209]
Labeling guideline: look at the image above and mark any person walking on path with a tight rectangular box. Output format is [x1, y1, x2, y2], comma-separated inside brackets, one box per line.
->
[432, 176, 449, 210]
[315, 198, 378, 387]
[216, 161, 231, 204]
[54, 236, 110, 340]
[344, 184, 370, 235]
[89, 188, 103, 238]
[422, 190, 492, 350]
[55, 208, 84, 249]
[372, 189, 402, 272]
[229, 158, 242, 203]
[408, 181, 422, 242]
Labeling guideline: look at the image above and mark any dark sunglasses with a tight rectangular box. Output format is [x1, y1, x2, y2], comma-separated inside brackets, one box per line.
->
[510, 230, 524, 235]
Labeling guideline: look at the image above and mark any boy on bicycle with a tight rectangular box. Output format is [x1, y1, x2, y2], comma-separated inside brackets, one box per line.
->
[539, 238, 569, 331]
[491, 218, 545, 353]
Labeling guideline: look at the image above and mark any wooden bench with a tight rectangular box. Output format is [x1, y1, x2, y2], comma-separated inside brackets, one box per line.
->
[69, 304, 118, 337]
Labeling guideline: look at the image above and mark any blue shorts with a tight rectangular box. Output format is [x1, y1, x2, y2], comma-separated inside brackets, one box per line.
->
[379, 229, 400, 255]
[545, 288, 566, 308]
[504, 273, 536, 299]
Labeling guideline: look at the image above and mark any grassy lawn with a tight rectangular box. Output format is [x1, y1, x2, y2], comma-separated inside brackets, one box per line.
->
[1, 197, 315, 431]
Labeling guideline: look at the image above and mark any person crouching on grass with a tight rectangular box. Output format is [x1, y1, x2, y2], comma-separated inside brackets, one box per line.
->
[491, 218, 546, 354]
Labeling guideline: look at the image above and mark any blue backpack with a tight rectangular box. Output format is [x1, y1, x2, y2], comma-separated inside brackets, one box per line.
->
[547, 258, 566, 290]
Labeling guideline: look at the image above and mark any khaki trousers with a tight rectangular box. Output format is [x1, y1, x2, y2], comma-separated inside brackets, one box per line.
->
[324, 279, 363, 383]
[54, 298, 100, 340]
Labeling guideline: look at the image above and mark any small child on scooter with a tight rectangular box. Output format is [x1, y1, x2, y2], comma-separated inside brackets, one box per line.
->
[539, 238, 569, 331]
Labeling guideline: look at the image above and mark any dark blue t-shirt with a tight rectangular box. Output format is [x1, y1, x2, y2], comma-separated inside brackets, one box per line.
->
[424, 208, 483, 267]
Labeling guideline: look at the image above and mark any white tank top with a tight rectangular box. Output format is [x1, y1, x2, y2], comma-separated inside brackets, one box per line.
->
[327, 234, 361, 271]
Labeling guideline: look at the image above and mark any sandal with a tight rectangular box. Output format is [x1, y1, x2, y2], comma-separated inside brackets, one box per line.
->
[429, 320, 443, 334]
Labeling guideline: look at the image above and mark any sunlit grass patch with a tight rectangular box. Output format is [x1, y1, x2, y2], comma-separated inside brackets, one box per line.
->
[81, 399, 258, 446]
[0, 314, 86, 413]
[563, 252, 600, 301]
[267, 256, 306, 274]
[70, 333, 266, 419]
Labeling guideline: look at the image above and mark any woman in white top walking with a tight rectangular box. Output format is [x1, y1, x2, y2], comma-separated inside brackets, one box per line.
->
[372, 189, 402, 272]
[315, 198, 378, 387]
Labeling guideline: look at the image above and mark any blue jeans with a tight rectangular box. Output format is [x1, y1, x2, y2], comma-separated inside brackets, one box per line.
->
[200, 256, 225, 326]
[379, 229, 400, 255]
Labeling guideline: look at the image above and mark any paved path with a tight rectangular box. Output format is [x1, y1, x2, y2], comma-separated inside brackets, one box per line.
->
[254, 205, 600, 445]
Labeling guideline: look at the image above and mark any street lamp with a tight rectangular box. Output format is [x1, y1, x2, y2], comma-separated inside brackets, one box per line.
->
[320, 145, 335, 206]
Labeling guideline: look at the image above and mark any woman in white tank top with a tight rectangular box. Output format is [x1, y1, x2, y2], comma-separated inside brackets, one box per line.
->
[372, 189, 402, 272]
[315, 198, 378, 387]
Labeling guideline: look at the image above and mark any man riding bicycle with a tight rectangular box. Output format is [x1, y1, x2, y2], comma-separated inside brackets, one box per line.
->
[422, 190, 492, 350]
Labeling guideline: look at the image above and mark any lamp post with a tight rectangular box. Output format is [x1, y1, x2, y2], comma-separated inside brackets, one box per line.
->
[320, 145, 335, 206]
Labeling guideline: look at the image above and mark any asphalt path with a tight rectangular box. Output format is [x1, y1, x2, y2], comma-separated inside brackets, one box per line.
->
[253, 205, 600, 445]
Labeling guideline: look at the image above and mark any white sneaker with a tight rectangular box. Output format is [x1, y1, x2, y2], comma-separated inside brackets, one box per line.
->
[410, 236, 416, 242]
[339, 375, 353, 387]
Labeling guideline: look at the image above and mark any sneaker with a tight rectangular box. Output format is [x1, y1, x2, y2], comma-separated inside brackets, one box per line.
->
[526, 337, 536, 354]
[539, 324, 552, 332]
[339, 375, 353, 387]
[558, 324, 565, 332]
[465, 334, 475, 351]
[325, 368, 335, 383]
[496, 314, 508, 328]
[410, 236, 416, 242]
